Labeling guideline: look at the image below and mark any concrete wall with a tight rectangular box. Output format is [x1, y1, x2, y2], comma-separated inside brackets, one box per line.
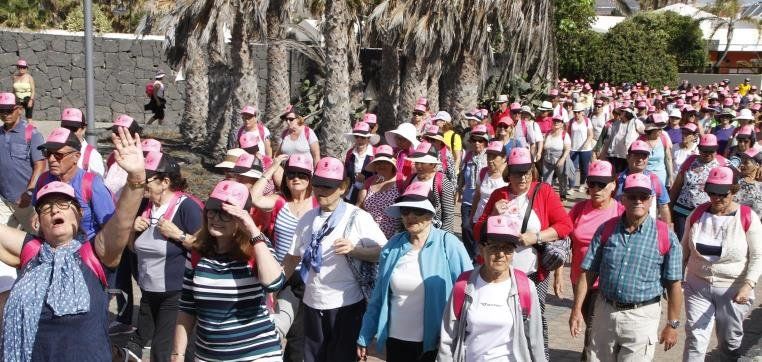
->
[677, 73, 762, 88]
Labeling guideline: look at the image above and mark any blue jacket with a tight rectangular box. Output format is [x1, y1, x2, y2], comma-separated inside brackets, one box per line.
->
[357, 227, 473, 352]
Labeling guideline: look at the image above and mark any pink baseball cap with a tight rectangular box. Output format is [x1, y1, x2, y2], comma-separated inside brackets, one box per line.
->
[636, 101, 647, 109]
[112, 114, 141, 134]
[285, 154, 313, 175]
[141, 138, 162, 153]
[587, 160, 615, 183]
[365, 144, 397, 173]
[206, 180, 252, 211]
[239, 131, 260, 151]
[497, 116, 514, 127]
[628, 140, 652, 155]
[362, 113, 377, 125]
[644, 113, 667, 131]
[704, 166, 736, 195]
[38, 127, 81, 151]
[386, 181, 435, 217]
[233, 152, 263, 179]
[676, 99, 685, 107]
[36, 181, 76, 203]
[723, 98, 734, 107]
[740, 148, 762, 164]
[510, 102, 522, 112]
[736, 125, 755, 139]
[486, 141, 506, 156]
[470, 124, 490, 141]
[144, 151, 179, 177]
[60, 108, 84, 128]
[16, 59, 27, 68]
[752, 103, 761, 112]
[215, 148, 246, 169]
[623, 173, 653, 195]
[485, 215, 521, 245]
[345, 121, 380, 144]
[408, 141, 441, 164]
[0, 93, 16, 109]
[413, 104, 427, 113]
[240, 105, 258, 116]
[312, 157, 345, 188]
[681, 123, 698, 134]
[507, 147, 533, 173]
[698, 134, 719, 152]
[549, 89, 559, 97]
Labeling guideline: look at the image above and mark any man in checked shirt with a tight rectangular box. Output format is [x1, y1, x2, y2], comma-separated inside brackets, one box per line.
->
[569, 173, 684, 361]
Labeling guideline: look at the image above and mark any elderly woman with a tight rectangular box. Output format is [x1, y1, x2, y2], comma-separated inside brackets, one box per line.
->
[567, 160, 624, 360]
[438, 215, 545, 362]
[0, 128, 143, 361]
[423, 124, 457, 181]
[12, 59, 35, 123]
[640, 113, 674, 186]
[727, 125, 755, 169]
[385, 123, 420, 179]
[276, 106, 321, 167]
[406, 141, 456, 233]
[541, 115, 571, 198]
[736, 149, 762, 217]
[357, 182, 473, 362]
[681, 166, 762, 361]
[470, 141, 509, 236]
[357, 145, 403, 239]
[172, 180, 285, 361]
[459, 125, 490, 255]
[123, 151, 203, 361]
[474, 147, 573, 360]
[673, 123, 699, 173]
[670, 134, 728, 239]
[343, 121, 379, 204]
[235, 105, 272, 157]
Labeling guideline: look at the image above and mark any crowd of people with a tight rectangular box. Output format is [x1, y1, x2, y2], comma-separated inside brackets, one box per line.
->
[0, 57, 761, 362]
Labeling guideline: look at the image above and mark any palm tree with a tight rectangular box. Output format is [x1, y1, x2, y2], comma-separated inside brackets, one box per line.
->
[699, 0, 762, 70]
[320, 0, 353, 157]
[264, 0, 291, 130]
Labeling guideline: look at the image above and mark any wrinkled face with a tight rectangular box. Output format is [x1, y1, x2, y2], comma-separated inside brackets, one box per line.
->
[508, 169, 532, 194]
[37, 195, 80, 242]
[414, 162, 437, 175]
[487, 153, 506, 171]
[0, 106, 19, 126]
[145, 175, 170, 203]
[708, 189, 733, 213]
[736, 138, 751, 152]
[587, 180, 614, 203]
[45, 146, 80, 176]
[622, 191, 652, 219]
[740, 158, 759, 178]
[699, 149, 716, 164]
[313, 184, 345, 208]
[206, 209, 237, 238]
[374, 162, 395, 177]
[480, 241, 515, 274]
[626, 152, 648, 173]
[471, 138, 487, 152]
[401, 207, 433, 234]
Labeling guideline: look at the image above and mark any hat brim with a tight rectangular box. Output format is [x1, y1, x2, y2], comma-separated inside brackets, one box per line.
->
[385, 200, 435, 218]
[469, 133, 490, 142]
[423, 135, 446, 143]
[406, 154, 440, 164]
[586, 175, 614, 184]
[739, 152, 762, 163]
[205, 197, 252, 212]
[704, 182, 731, 195]
[623, 186, 652, 195]
[486, 149, 506, 157]
[60, 120, 83, 129]
[384, 130, 419, 149]
[37, 142, 68, 151]
[239, 169, 263, 179]
[644, 124, 666, 131]
[344, 133, 380, 145]
[537, 107, 552, 111]
[735, 117, 754, 121]
[285, 165, 313, 175]
[484, 234, 520, 245]
[508, 163, 532, 173]
[214, 161, 236, 169]
[364, 157, 397, 173]
[698, 145, 718, 153]
[312, 175, 343, 189]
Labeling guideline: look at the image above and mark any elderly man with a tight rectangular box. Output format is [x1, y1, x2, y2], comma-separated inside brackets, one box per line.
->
[59, 107, 105, 176]
[570, 173, 683, 361]
[614, 140, 672, 226]
[601, 106, 645, 173]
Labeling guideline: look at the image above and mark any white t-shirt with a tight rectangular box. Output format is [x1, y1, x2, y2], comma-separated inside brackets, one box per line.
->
[465, 274, 514, 362]
[590, 112, 609, 140]
[497, 195, 540, 274]
[473, 174, 509, 224]
[77, 140, 105, 177]
[569, 120, 592, 151]
[672, 143, 698, 173]
[388, 249, 425, 342]
[543, 132, 571, 154]
[514, 120, 541, 145]
[288, 204, 387, 310]
[280, 127, 318, 165]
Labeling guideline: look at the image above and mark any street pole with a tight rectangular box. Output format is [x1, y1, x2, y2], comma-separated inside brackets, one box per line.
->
[84, 0, 96, 145]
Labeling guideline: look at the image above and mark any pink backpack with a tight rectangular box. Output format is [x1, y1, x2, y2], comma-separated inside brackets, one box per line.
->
[20, 239, 107, 286]
[80, 144, 95, 172]
[453, 269, 532, 319]
[687, 202, 752, 233]
[599, 217, 671, 255]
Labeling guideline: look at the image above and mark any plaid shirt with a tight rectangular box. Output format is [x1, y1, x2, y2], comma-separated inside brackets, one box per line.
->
[581, 216, 682, 304]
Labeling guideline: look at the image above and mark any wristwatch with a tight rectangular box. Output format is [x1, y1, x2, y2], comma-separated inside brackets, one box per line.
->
[24, 189, 33, 197]
[250, 233, 267, 245]
[179, 232, 187, 243]
[668, 320, 680, 329]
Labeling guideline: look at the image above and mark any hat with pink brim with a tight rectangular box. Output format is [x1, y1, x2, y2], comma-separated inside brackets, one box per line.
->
[36, 181, 77, 202]
[486, 141, 506, 156]
[587, 160, 615, 183]
[215, 148, 246, 169]
[38, 127, 81, 151]
[312, 157, 345, 188]
[345, 121, 380, 144]
[363, 113, 378, 125]
[704, 166, 736, 194]
[206, 180, 252, 212]
[407, 141, 441, 164]
[413, 104, 427, 113]
[240, 105, 258, 116]
[60, 108, 84, 128]
[141, 139, 162, 153]
[365, 144, 397, 173]
[681, 123, 698, 134]
[233, 152, 264, 179]
[485, 215, 521, 245]
[239, 131, 260, 151]
[0, 93, 16, 109]
[698, 134, 719, 153]
[385, 181, 435, 217]
[628, 140, 652, 155]
[740, 148, 762, 164]
[623, 173, 653, 195]
[16, 59, 27, 68]
[422, 125, 446, 143]
[144, 151, 179, 178]
[112, 114, 141, 134]
[507, 147, 533, 173]
[285, 154, 313, 175]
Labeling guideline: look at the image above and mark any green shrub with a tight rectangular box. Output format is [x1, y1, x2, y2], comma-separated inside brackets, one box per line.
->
[63, 5, 114, 33]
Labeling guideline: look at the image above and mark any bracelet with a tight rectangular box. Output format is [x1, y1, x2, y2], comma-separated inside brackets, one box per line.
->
[250, 233, 267, 245]
[127, 180, 146, 190]
[171, 352, 184, 356]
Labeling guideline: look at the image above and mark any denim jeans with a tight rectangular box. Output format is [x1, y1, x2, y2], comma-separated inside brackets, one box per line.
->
[570, 150, 593, 187]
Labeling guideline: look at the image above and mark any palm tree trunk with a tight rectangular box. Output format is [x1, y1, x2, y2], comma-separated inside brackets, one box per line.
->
[321, 0, 351, 158]
[398, 53, 426, 124]
[440, 52, 479, 129]
[181, 42, 209, 150]
[716, 23, 735, 69]
[426, 57, 442, 112]
[265, 0, 290, 131]
[377, 41, 399, 132]
[348, 21, 365, 109]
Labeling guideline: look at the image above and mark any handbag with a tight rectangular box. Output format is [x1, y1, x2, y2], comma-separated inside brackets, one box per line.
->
[522, 183, 570, 271]
[343, 209, 378, 301]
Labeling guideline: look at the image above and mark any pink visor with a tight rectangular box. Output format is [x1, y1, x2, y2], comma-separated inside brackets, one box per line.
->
[623, 173, 653, 194]
[312, 157, 345, 188]
[36, 181, 76, 201]
[206, 180, 252, 211]
[240, 105, 258, 116]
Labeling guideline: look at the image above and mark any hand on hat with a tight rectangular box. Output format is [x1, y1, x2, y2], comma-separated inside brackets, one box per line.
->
[221, 202, 261, 237]
[112, 126, 145, 178]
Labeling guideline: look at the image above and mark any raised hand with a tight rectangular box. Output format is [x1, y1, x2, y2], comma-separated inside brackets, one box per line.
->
[111, 126, 145, 176]
[221, 202, 260, 236]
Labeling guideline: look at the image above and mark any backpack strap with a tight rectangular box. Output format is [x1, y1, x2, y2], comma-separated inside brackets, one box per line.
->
[24, 123, 35, 144]
[648, 172, 662, 198]
[453, 270, 472, 319]
[435, 172, 444, 195]
[304, 126, 312, 143]
[79, 241, 107, 286]
[257, 123, 266, 144]
[81, 144, 94, 172]
[660, 132, 670, 149]
[740, 205, 752, 232]
[514, 269, 531, 317]
[106, 152, 117, 170]
[655, 220, 671, 255]
[478, 167, 489, 184]
[19, 238, 43, 269]
[688, 202, 711, 233]
[395, 172, 406, 194]
[81, 172, 95, 204]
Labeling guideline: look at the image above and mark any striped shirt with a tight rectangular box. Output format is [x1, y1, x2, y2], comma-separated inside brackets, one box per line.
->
[179, 247, 285, 361]
[273, 204, 300, 263]
[581, 216, 682, 304]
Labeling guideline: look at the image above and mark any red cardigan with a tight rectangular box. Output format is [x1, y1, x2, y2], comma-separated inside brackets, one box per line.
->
[473, 181, 573, 281]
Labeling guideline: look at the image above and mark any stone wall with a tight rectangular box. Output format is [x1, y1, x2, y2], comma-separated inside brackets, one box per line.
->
[0, 29, 299, 126]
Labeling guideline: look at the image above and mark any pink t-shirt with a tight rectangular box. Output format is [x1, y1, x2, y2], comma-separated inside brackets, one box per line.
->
[568, 199, 624, 285]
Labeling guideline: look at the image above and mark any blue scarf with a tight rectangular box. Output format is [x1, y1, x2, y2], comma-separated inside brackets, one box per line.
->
[300, 201, 348, 282]
[3, 239, 91, 362]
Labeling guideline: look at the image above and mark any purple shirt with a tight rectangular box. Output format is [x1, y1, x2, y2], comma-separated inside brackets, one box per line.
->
[712, 126, 735, 154]
[666, 126, 682, 146]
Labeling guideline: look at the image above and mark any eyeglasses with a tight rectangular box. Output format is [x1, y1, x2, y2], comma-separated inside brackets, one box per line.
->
[625, 193, 651, 202]
[146, 176, 160, 184]
[286, 171, 310, 180]
[470, 138, 488, 144]
[43, 149, 78, 161]
[484, 243, 515, 253]
[707, 191, 730, 198]
[205, 209, 233, 222]
[400, 207, 428, 216]
[586, 181, 609, 189]
[0, 108, 14, 115]
[36, 200, 75, 215]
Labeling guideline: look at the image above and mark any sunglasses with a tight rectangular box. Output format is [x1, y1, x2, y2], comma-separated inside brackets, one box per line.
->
[625, 193, 651, 202]
[205, 209, 233, 222]
[0, 108, 14, 115]
[36, 200, 75, 216]
[400, 207, 428, 216]
[413, 112, 425, 117]
[509, 171, 531, 179]
[484, 243, 515, 253]
[43, 149, 78, 161]
[286, 171, 310, 180]
[707, 191, 730, 198]
[283, 117, 297, 122]
[586, 181, 609, 189]
[470, 138, 488, 143]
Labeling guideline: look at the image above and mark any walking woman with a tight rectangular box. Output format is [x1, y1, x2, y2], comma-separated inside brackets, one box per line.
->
[357, 145, 403, 239]
[470, 141, 509, 231]
[12, 59, 35, 123]
[0, 128, 144, 361]
[276, 106, 321, 167]
[568, 104, 595, 192]
[541, 115, 571, 198]
[567, 160, 624, 360]
[672, 123, 699, 173]
[172, 180, 285, 361]
[343, 121, 378, 204]
[357, 182, 472, 362]
[682, 166, 762, 361]
[406, 141, 456, 232]
[495, 117, 525, 155]
[439, 216, 545, 362]
[124, 152, 203, 361]
[640, 113, 674, 186]
[735, 149, 762, 217]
